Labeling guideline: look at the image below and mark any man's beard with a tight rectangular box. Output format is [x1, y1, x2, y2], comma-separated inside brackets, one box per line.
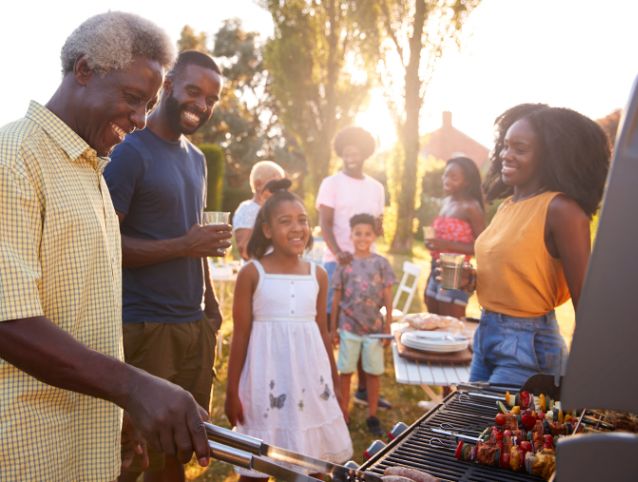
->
[164, 93, 204, 135]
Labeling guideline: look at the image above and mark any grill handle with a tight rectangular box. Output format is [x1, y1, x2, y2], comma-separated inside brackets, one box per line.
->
[208, 440, 322, 482]
[208, 440, 253, 469]
[205, 422, 264, 454]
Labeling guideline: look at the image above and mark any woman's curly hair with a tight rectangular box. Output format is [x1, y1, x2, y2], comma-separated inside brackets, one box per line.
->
[333, 126, 376, 160]
[483, 103, 610, 218]
[483, 103, 548, 201]
[61, 11, 175, 75]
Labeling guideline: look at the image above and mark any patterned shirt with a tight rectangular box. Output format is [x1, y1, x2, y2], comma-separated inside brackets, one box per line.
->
[0, 101, 123, 481]
[332, 254, 396, 335]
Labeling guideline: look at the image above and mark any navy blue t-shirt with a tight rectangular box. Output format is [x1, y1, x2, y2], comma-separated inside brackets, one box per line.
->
[105, 129, 206, 324]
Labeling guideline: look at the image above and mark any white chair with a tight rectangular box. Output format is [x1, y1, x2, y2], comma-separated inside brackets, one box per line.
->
[381, 261, 423, 320]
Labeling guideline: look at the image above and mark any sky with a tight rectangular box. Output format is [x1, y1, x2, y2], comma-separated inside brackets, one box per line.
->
[2, 0, 638, 149]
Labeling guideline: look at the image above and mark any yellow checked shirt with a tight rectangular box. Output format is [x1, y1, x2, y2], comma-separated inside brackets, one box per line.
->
[0, 102, 123, 481]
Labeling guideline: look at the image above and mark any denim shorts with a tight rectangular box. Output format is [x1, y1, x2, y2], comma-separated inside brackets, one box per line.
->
[337, 330, 385, 376]
[425, 261, 470, 306]
[469, 310, 568, 387]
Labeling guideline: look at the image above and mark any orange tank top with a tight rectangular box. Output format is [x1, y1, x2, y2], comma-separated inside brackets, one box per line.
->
[475, 192, 570, 317]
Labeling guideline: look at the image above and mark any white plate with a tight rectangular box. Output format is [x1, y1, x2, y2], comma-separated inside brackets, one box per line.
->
[404, 330, 468, 341]
[402, 341, 469, 353]
[401, 331, 469, 353]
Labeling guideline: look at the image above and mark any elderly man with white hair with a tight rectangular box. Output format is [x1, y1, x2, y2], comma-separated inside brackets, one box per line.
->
[0, 11, 211, 481]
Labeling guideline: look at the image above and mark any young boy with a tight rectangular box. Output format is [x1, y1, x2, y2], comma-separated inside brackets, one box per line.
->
[331, 214, 395, 435]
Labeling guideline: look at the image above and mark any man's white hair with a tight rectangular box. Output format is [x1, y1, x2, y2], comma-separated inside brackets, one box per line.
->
[249, 161, 285, 192]
[61, 11, 175, 74]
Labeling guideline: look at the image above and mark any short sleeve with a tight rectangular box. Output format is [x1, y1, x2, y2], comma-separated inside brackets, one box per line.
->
[104, 142, 144, 216]
[0, 165, 43, 321]
[316, 176, 336, 209]
[331, 264, 344, 290]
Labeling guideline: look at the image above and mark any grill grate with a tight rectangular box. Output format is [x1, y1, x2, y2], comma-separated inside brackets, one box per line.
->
[360, 389, 546, 481]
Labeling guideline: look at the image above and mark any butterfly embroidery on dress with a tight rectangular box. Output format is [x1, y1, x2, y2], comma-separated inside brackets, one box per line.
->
[320, 384, 330, 400]
[270, 392, 286, 409]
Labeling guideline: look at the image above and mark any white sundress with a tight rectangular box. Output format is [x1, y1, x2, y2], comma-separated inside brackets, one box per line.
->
[235, 260, 353, 476]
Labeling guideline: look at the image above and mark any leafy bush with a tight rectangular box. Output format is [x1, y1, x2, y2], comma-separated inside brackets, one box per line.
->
[200, 143, 225, 211]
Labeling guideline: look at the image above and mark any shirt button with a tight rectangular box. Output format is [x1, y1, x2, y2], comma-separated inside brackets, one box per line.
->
[291, 294, 295, 298]
[291, 310, 295, 314]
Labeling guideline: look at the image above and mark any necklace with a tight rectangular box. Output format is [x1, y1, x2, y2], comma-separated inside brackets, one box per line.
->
[511, 187, 547, 203]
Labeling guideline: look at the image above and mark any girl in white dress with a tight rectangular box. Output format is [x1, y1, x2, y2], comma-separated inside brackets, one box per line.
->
[225, 180, 352, 481]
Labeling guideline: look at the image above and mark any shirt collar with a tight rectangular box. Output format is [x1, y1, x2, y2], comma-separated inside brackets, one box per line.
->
[25, 100, 109, 172]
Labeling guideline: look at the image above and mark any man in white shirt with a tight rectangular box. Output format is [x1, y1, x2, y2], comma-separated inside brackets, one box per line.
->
[316, 126, 392, 410]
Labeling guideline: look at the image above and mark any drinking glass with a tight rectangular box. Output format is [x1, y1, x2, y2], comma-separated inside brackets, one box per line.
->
[203, 211, 230, 225]
[439, 252, 465, 290]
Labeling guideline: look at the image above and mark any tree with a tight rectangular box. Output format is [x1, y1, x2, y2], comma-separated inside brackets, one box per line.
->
[177, 25, 207, 52]
[364, 0, 480, 252]
[176, 21, 306, 210]
[261, 0, 373, 205]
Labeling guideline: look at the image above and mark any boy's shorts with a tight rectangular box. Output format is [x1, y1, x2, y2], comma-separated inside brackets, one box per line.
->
[337, 330, 385, 376]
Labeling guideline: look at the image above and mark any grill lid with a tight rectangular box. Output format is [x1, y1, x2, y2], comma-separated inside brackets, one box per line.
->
[562, 75, 638, 413]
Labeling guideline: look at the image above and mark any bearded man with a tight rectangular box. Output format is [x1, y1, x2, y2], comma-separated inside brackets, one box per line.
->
[104, 50, 232, 482]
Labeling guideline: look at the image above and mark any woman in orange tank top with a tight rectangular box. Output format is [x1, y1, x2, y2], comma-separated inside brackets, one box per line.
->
[465, 103, 610, 387]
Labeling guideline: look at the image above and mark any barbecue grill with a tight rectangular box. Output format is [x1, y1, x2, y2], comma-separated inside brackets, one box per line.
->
[357, 380, 611, 482]
[360, 386, 539, 482]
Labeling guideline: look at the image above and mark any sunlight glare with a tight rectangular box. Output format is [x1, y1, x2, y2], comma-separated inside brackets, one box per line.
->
[355, 89, 397, 151]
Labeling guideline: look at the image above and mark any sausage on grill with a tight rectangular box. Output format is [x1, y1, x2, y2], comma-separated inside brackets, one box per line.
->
[381, 476, 414, 482]
[384, 466, 440, 482]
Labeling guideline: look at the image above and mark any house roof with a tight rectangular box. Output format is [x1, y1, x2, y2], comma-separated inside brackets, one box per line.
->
[421, 111, 489, 168]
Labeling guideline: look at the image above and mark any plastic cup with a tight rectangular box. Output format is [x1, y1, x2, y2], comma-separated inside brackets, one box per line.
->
[423, 226, 435, 240]
[439, 252, 465, 290]
[203, 211, 230, 225]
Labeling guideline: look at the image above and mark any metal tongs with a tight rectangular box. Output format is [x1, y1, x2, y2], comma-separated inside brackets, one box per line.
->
[205, 422, 383, 482]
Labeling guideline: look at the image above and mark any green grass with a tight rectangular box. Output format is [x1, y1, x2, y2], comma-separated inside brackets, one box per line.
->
[188, 241, 576, 481]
